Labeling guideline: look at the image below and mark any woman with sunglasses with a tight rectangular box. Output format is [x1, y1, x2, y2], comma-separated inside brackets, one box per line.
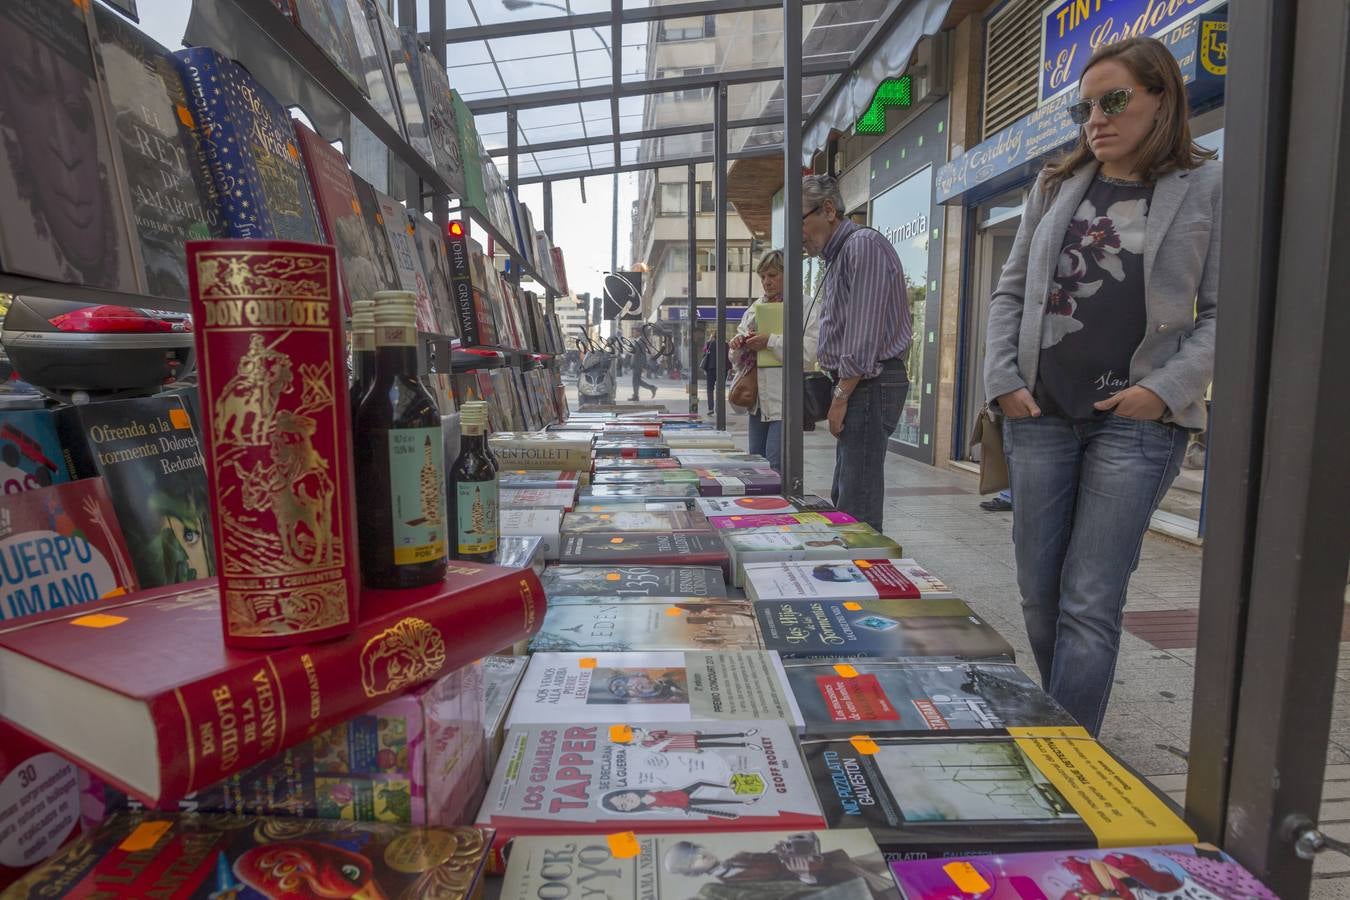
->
[984, 36, 1220, 735]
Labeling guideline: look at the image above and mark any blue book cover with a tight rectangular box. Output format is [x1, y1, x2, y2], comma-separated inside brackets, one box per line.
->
[172, 47, 322, 242]
[754, 598, 1015, 661]
[0, 409, 69, 495]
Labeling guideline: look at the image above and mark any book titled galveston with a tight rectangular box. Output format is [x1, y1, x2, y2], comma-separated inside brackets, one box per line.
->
[755, 598, 1014, 661]
[561, 532, 730, 575]
[744, 557, 954, 601]
[530, 601, 762, 653]
[506, 651, 801, 728]
[541, 565, 727, 599]
[476, 719, 825, 871]
[490, 432, 593, 469]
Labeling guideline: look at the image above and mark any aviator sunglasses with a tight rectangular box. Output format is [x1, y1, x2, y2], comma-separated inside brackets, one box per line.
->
[1068, 87, 1136, 126]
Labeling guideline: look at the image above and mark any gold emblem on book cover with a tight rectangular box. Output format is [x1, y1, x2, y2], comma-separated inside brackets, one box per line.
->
[361, 617, 447, 698]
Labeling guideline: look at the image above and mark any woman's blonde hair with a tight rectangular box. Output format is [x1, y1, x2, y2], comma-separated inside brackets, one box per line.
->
[756, 249, 784, 276]
[1042, 36, 1216, 196]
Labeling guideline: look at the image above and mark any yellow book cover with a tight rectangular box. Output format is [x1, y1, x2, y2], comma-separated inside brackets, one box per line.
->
[753, 302, 783, 367]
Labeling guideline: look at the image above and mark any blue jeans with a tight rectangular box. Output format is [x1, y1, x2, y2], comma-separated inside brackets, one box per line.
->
[831, 358, 908, 531]
[747, 412, 782, 473]
[1003, 413, 1186, 735]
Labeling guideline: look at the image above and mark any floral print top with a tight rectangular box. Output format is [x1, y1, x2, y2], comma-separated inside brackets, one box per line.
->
[1035, 174, 1154, 421]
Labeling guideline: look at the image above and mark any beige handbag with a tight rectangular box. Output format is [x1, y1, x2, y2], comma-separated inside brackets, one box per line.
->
[970, 404, 1009, 495]
[728, 365, 758, 410]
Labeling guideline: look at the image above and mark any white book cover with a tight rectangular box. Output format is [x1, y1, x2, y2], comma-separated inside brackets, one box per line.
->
[744, 558, 954, 602]
[506, 651, 804, 731]
[502, 487, 577, 511]
[500, 508, 563, 560]
[664, 431, 738, 449]
[723, 529, 902, 587]
[694, 496, 825, 517]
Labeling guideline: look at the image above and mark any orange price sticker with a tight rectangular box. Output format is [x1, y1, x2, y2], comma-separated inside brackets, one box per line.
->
[350, 198, 362, 216]
[118, 820, 172, 852]
[609, 537, 624, 544]
[942, 861, 992, 894]
[72, 614, 127, 629]
[855, 560, 872, 569]
[99, 586, 128, 600]
[406, 223, 415, 236]
[515, 470, 527, 475]
[286, 142, 299, 160]
[609, 724, 633, 744]
[606, 832, 641, 859]
[374, 213, 385, 225]
[842, 601, 863, 611]
[833, 663, 859, 678]
[730, 516, 742, 520]
[579, 657, 597, 669]
[849, 735, 879, 755]
[169, 408, 191, 430]
[605, 573, 621, 581]
[665, 607, 684, 617]
[175, 104, 194, 129]
[599, 514, 611, 520]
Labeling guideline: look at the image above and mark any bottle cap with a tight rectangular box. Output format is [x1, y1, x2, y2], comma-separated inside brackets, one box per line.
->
[372, 291, 418, 327]
[350, 299, 375, 334]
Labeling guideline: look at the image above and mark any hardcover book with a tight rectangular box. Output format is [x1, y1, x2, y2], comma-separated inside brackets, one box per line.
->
[411, 213, 457, 337]
[674, 451, 772, 466]
[780, 658, 1074, 737]
[374, 190, 437, 332]
[294, 123, 381, 315]
[529, 601, 762, 653]
[0, 0, 139, 291]
[696, 472, 783, 497]
[482, 654, 528, 777]
[370, 0, 434, 165]
[541, 565, 727, 599]
[695, 495, 835, 517]
[91, 5, 213, 298]
[501, 487, 576, 511]
[755, 598, 1014, 661]
[347, 0, 402, 135]
[0, 410, 68, 495]
[889, 843, 1276, 899]
[593, 439, 670, 459]
[351, 176, 403, 293]
[800, 732, 1196, 861]
[5, 812, 491, 899]
[500, 508, 562, 560]
[724, 528, 903, 587]
[174, 47, 323, 242]
[744, 557, 954, 601]
[712, 511, 857, 530]
[561, 510, 711, 533]
[0, 562, 544, 805]
[490, 431, 593, 470]
[289, 0, 364, 93]
[476, 718, 825, 871]
[507, 651, 800, 728]
[0, 479, 139, 623]
[410, 42, 467, 197]
[560, 532, 730, 575]
[57, 395, 214, 590]
[187, 240, 360, 647]
[502, 829, 900, 900]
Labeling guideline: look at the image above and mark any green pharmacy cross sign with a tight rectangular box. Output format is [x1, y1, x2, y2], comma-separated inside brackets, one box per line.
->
[854, 76, 913, 135]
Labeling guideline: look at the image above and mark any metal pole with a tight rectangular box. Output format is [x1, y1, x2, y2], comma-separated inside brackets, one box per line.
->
[543, 181, 556, 318]
[610, 0, 621, 279]
[714, 82, 728, 430]
[688, 164, 698, 414]
[428, 0, 447, 233]
[507, 108, 521, 317]
[397, 0, 420, 209]
[780, 0, 804, 495]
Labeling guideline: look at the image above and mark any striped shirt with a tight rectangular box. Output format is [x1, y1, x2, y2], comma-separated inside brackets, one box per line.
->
[816, 220, 912, 380]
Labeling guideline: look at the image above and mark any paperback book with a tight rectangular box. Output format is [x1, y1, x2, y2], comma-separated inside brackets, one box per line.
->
[502, 829, 900, 900]
[500, 470, 583, 489]
[502, 487, 576, 511]
[561, 509, 711, 533]
[724, 528, 903, 587]
[294, 122, 381, 314]
[482, 654, 529, 777]
[560, 531, 730, 574]
[696, 472, 783, 496]
[591, 458, 682, 471]
[541, 565, 727, 598]
[476, 718, 825, 870]
[744, 557, 954, 601]
[592, 439, 670, 459]
[780, 658, 1075, 736]
[695, 495, 834, 517]
[888, 843, 1276, 899]
[529, 601, 762, 653]
[591, 469, 700, 485]
[351, 177, 403, 293]
[754, 598, 1014, 660]
[374, 190, 437, 332]
[500, 508, 562, 561]
[369, 0, 434, 166]
[0, 410, 68, 495]
[582, 484, 699, 500]
[712, 511, 857, 530]
[800, 732, 1197, 860]
[289, 0, 364, 91]
[573, 500, 693, 513]
[506, 651, 802, 728]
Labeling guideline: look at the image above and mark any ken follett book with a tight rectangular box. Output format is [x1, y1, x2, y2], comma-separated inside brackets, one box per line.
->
[754, 598, 1015, 661]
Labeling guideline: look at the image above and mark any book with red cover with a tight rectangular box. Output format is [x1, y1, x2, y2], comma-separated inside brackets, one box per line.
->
[0, 721, 88, 890]
[0, 562, 544, 808]
[0, 478, 139, 623]
[188, 240, 360, 649]
[294, 122, 380, 316]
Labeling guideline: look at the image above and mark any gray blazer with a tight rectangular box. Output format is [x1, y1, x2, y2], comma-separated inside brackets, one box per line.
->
[984, 159, 1221, 430]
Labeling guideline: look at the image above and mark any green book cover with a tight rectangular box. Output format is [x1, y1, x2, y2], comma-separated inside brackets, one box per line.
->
[754, 302, 783, 367]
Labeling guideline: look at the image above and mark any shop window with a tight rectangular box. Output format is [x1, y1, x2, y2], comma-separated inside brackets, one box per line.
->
[659, 183, 688, 215]
[700, 181, 714, 212]
[666, 246, 689, 273]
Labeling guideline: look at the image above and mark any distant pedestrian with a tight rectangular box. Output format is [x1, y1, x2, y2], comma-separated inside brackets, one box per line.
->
[699, 337, 721, 413]
[985, 37, 1220, 735]
[630, 330, 656, 400]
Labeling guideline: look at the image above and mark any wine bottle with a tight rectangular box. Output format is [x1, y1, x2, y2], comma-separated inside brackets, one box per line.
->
[355, 291, 448, 588]
[449, 402, 499, 562]
[470, 399, 500, 472]
[350, 298, 375, 420]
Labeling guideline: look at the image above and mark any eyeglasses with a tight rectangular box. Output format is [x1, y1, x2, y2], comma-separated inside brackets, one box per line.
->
[1068, 87, 1135, 126]
[802, 205, 821, 221]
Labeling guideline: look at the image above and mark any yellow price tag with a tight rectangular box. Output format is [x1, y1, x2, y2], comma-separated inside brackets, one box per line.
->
[833, 663, 859, 678]
[609, 725, 633, 744]
[606, 832, 640, 859]
[849, 735, 879, 755]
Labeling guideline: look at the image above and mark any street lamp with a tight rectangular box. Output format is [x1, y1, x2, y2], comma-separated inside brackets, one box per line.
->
[500, 0, 621, 276]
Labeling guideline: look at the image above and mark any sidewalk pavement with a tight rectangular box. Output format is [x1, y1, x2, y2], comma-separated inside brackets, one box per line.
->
[599, 376, 1350, 896]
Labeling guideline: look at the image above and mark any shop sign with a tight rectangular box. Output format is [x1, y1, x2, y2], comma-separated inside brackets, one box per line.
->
[1040, 0, 1225, 103]
[939, 10, 1226, 204]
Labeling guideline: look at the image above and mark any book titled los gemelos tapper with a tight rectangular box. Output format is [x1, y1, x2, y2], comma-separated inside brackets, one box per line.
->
[529, 601, 763, 653]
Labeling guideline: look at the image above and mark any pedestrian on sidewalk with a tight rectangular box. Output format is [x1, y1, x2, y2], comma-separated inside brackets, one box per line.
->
[729, 249, 822, 474]
[802, 174, 912, 531]
[700, 336, 724, 414]
[629, 329, 657, 400]
[984, 36, 1220, 735]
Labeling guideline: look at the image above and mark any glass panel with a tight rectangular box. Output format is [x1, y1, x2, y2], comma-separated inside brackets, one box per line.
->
[446, 63, 504, 100]
[445, 41, 494, 68]
[869, 165, 933, 448]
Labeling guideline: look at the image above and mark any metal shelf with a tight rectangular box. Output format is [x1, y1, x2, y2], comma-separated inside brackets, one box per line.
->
[456, 205, 564, 298]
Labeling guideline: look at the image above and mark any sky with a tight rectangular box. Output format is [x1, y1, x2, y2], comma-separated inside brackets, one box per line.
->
[132, 0, 637, 303]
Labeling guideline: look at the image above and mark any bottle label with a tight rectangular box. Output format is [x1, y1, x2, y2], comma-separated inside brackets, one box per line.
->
[388, 427, 447, 565]
[376, 324, 417, 347]
[456, 478, 499, 556]
[352, 332, 374, 351]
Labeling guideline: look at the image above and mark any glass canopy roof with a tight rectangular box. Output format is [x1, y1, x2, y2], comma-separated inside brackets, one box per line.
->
[423, 0, 894, 182]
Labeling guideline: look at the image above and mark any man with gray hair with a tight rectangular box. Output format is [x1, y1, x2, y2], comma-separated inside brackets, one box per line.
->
[801, 174, 911, 532]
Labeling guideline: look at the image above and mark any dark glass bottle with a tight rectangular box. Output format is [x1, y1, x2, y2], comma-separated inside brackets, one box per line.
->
[449, 402, 499, 562]
[355, 291, 448, 588]
[349, 298, 376, 421]
[470, 399, 500, 472]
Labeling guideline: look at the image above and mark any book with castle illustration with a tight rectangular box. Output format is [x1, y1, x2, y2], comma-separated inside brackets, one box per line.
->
[505, 651, 802, 729]
[529, 601, 762, 653]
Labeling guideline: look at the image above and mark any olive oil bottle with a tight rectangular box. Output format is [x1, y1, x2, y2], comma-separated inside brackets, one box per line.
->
[449, 401, 499, 562]
[355, 291, 448, 588]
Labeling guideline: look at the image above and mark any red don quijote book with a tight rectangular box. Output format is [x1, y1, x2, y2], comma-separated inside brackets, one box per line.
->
[186, 240, 360, 649]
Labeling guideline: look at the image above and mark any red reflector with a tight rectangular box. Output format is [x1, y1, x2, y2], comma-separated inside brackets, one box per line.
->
[449, 221, 464, 237]
[49, 305, 175, 334]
